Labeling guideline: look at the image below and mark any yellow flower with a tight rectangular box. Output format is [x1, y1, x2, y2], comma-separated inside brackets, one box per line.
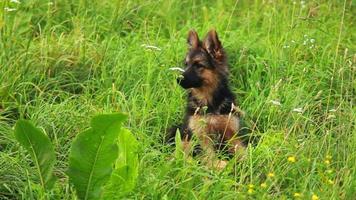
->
[267, 172, 275, 178]
[328, 179, 334, 185]
[326, 155, 332, 159]
[324, 159, 330, 165]
[288, 156, 296, 163]
[294, 192, 302, 198]
[260, 182, 267, 188]
[248, 184, 254, 188]
[247, 188, 254, 194]
[312, 194, 319, 200]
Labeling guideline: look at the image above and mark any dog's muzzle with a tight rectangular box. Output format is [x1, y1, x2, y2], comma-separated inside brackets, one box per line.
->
[176, 67, 203, 89]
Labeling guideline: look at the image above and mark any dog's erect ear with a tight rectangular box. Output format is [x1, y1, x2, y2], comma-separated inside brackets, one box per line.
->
[202, 29, 224, 60]
[187, 30, 199, 49]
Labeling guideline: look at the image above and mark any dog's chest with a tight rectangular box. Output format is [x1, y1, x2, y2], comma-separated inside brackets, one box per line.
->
[188, 114, 240, 139]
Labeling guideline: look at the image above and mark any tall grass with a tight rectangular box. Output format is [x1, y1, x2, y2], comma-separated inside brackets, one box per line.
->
[0, 0, 355, 199]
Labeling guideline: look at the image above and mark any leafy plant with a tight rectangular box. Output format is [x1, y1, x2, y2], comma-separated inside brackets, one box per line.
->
[14, 120, 57, 191]
[13, 113, 139, 200]
[67, 113, 128, 200]
[104, 128, 139, 198]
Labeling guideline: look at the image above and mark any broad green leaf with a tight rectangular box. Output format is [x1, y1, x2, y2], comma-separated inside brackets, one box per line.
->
[67, 113, 127, 200]
[14, 120, 56, 190]
[103, 128, 139, 198]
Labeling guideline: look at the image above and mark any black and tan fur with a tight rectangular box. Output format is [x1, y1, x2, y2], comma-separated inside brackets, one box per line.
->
[171, 29, 245, 165]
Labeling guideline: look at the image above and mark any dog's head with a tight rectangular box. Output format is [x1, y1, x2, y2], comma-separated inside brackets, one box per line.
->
[177, 29, 228, 89]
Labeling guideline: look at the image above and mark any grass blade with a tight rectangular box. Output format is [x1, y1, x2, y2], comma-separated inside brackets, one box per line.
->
[174, 129, 184, 160]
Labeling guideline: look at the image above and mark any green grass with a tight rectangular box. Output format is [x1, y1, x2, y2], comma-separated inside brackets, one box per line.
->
[0, 0, 355, 199]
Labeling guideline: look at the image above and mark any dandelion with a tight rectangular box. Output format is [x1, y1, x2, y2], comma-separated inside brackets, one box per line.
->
[270, 100, 281, 106]
[4, 7, 17, 12]
[141, 44, 162, 51]
[260, 182, 267, 188]
[288, 156, 296, 163]
[312, 194, 319, 200]
[294, 192, 302, 198]
[267, 172, 275, 178]
[293, 108, 303, 113]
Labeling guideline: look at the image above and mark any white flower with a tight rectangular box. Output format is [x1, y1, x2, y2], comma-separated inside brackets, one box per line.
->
[10, 0, 20, 3]
[303, 40, 307, 45]
[169, 67, 185, 72]
[4, 7, 17, 12]
[270, 100, 281, 106]
[141, 44, 161, 51]
[293, 108, 303, 113]
[300, 1, 305, 4]
[310, 38, 315, 43]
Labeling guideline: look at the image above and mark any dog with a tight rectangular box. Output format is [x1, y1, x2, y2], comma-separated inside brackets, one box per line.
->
[170, 29, 245, 168]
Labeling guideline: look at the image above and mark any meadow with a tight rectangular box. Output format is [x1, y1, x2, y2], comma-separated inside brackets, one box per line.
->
[0, 0, 355, 199]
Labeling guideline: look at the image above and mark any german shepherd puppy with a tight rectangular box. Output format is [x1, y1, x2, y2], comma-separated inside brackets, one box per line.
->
[172, 29, 245, 166]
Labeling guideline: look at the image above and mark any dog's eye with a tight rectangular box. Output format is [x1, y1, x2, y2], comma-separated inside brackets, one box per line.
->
[195, 63, 204, 68]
